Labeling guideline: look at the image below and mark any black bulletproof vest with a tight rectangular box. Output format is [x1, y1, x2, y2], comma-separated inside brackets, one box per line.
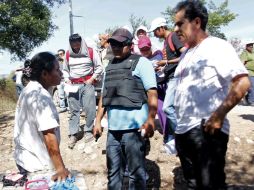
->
[102, 54, 147, 108]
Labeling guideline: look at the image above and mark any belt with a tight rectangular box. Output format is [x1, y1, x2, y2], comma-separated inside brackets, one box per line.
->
[70, 75, 92, 84]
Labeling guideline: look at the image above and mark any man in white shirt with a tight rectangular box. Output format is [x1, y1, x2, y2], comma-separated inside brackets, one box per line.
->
[173, 1, 250, 189]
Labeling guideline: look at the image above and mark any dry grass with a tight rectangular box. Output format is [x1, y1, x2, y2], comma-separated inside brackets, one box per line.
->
[0, 78, 17, 113]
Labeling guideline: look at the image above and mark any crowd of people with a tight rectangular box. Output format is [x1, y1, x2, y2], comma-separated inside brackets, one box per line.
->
[12, 0, 253, 189]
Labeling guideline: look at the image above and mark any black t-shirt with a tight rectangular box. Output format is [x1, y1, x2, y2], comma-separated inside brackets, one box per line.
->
[164, 32, 184, 79]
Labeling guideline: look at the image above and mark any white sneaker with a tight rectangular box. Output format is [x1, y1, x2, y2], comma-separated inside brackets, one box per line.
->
[164, 139, 177, 155]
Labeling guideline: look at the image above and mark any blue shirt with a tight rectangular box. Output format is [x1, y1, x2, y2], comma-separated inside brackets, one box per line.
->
[106, 56, 157, 130]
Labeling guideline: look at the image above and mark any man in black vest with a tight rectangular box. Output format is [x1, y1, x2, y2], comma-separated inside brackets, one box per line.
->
[93, 28, 158, 189]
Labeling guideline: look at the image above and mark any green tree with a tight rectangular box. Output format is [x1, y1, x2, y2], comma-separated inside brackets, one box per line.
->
[0, 0, 66, 61]
[229, 37, 243, 55]
[103, 14, 148, 39]
[128, 14, 148, 36]
[162, 0, 237, 39]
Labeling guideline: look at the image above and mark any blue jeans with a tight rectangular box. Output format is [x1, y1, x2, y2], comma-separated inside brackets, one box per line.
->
[68, 83, 96, 135]
[162, 78, 177, 140]
[246, 76, 254, 104]
[107, 130, 146, 190]
[57, 81, 66, 108]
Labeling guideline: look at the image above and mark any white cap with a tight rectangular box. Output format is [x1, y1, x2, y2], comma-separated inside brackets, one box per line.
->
[149, 17, 167, 32]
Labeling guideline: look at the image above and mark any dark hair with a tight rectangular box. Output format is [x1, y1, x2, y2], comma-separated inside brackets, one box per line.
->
[21, 60, 31, 86]
[23, 52, 57, 81]
[174, 0, 208, 31]
[69, 33, 81, 43]
[57, 49, 65, 54]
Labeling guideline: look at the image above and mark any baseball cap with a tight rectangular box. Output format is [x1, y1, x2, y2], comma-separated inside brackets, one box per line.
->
[138, 36, 152, 49]
[149, 17, 167, 32]
[108, 28, 133, 43]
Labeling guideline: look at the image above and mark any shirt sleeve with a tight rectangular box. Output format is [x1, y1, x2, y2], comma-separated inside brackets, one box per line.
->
[62, 57, 70, 81]
[92, 50, 103, 80]
[33, 93, 59, 132]
[214, 41, 248, 81]
[133, 57, 157, 90]
[240, 51, 248, 63]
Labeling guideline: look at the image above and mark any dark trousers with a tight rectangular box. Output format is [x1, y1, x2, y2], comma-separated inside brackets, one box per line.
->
[175, 127, 228, 190]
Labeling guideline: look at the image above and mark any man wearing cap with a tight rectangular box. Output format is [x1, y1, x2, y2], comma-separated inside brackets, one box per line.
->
[149, 17, 186, 144]
[240, 42, 254, 105]
[63, 33, 103, 149]
[93, 28, 157, 189]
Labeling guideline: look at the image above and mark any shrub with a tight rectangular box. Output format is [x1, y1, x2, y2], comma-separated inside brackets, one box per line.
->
[0, 78, 17, 113]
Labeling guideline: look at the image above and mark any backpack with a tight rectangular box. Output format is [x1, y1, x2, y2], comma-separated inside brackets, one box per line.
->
[66, 47, 93, 62]
[158, 32, 181, 84]
[65, 47, 94, 74]
[166, 32, 176, 52]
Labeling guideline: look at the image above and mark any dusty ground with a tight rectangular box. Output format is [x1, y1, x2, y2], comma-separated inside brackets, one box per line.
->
[0, 104, 254, 190]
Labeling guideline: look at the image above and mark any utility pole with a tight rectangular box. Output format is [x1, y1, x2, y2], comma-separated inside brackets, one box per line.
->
[69, 0, 74, 35]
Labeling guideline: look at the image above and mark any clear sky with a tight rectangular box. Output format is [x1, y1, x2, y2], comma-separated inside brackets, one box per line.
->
[1, 0, 253, 75]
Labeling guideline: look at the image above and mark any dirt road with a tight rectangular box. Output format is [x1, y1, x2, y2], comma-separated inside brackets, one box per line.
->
[0, 104, 253, 189]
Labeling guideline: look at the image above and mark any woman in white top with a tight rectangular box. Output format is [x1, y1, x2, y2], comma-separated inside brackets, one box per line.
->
[14, 52, 70, 181]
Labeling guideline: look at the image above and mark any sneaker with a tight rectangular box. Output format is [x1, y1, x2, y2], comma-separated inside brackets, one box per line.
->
[58, 107, 67, 113]
[68, 135, 77, 149]
[84, 132, 94, 143]
[164, 139, 177, 155]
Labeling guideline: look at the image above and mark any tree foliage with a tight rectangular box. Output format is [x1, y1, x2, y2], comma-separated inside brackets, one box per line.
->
[229, 37, 243, 55]
[104, 14, 148, 38]
[128, 14, 148, 36]
[0, 0, 66, 61]
[162, 0, 237, 39]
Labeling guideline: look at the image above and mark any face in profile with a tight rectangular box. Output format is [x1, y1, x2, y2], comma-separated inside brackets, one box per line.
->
[45, 60, 62, 87]
[174, 9, 200, 47]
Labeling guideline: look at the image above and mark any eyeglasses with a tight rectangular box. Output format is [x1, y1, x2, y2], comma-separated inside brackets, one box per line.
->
[110, 41, 128, 48]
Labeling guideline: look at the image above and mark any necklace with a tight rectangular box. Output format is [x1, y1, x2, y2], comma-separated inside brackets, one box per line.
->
[179, 41, 204, 84]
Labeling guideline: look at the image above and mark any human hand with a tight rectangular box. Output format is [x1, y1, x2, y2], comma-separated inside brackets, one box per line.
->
[156, 60, 167, 66]
[140, 120, 155, 138]
[65, 80, 72, 84]
[203, 111, 225, 135]
[93, 123, 103, 141]
[51, 168, 71, 182]
[85, 78, 94, 85]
